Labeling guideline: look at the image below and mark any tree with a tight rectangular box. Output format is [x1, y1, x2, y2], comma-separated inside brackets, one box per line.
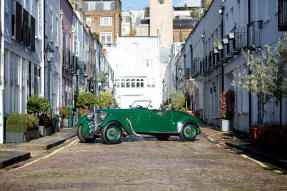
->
[27, 95, 50, 116]
[95, 92, 114, 109]
[232, 47, 276, 126]
[76, 92, 96, 110]
[272, 33, 287, 128]
[169, 91, 185, 111]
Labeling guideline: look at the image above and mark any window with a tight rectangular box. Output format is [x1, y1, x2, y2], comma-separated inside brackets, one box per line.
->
[100, 32, 112, 44]
[126, 79, 130, 88]
[136, 79, 140, 88]
[279, 0, 287, 31]
[131, 79, 135, 88]
[121, 79, 125, 88]
[15, 2, 22, 42]
[100, 17, 112, 26]
[141, 79, 144, 88]
[103, 2, 111, 10]
[116, 79, 120, 88]
[34, 66, 41, 95]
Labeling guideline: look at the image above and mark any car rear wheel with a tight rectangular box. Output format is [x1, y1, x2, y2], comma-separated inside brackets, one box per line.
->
[77, 125, 95, 143]
[101, 121, 122, 144]
[180, 121, 198, 141]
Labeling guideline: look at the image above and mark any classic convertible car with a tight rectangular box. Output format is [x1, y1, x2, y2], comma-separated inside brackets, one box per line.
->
[77, 100, 203, 144]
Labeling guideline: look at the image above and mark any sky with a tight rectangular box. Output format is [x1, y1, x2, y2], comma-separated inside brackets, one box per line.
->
[122, 0, 201, 11]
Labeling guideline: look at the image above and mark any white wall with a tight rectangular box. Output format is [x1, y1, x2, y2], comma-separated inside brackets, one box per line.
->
[107, 36, 161, 109]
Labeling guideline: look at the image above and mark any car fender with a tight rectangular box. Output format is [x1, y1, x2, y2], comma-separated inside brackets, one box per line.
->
[176, 116, 202, 135]
[99, 115, 134, 135]
[76, 115, 92, 135]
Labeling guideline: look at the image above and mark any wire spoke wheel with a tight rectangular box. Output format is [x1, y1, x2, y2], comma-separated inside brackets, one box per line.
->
[101, 121, 122, 144]
[180, 121, 198, 141]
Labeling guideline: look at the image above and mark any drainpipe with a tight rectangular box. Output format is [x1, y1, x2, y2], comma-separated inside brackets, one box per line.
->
[221, 3, 224, 93]
[248, 0, 252, 130]
[0, 0, 4, 143]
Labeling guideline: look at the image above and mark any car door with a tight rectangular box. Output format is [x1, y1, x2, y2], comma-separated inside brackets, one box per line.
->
[134, 109, 173, 133]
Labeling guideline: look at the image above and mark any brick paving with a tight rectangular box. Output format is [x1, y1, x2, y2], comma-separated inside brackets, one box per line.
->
[0, 128, 286, 191]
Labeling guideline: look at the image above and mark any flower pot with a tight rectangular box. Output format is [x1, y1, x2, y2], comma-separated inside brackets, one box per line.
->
[221, 119, 233, 132]
[251, 127, 262, 143]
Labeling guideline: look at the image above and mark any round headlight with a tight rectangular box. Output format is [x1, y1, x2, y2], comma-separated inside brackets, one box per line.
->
[100, 111, 107, 120]
[87, 113, 93, 120]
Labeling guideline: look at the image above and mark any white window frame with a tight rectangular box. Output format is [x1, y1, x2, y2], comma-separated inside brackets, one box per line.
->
[100, 17, 112, 26]
[100, 32, 113, 44]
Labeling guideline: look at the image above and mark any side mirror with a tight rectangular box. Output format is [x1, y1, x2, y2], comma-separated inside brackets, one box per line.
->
[129, 105, 132, 108]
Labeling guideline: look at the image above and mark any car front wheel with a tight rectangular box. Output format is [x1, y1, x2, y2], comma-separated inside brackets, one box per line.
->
[77, 125, 95, 143]
[179, 121, 198, 141]
[101, 121, 122, 144]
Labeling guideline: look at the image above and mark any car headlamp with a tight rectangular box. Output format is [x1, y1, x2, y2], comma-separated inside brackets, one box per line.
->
[100, 111, 107, 120]
[87, 113, 93, 120]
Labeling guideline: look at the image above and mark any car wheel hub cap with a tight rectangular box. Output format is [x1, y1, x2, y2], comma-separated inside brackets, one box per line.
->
[184, 125, 195, 138]
[107, 126, 120, 141]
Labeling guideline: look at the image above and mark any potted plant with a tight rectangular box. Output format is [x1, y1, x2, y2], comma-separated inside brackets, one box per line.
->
[27, 95, 51, 136]
[220, 90, 235, 131]
[76, 92, 96, 114]
[59, 106, 71, 128]
[5, 113, 40, 143]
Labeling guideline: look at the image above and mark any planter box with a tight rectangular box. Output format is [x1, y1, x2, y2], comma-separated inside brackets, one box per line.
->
[221, 119, 233, 132]
[39, 126, 52, 137]
[5, 129, 40, 143]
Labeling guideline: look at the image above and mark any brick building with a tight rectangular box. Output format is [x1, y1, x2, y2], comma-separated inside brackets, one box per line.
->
[79, 0, 122, 46]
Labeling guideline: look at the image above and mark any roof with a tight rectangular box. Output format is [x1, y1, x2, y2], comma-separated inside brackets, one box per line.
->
[173, 19, 198, 29]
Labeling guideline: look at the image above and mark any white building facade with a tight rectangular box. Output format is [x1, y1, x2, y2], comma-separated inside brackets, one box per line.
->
[108, 36, 161, 109]
[223, 0, 287, 133]
[0, 0, 44, 143]
[45, 0, 61, 114]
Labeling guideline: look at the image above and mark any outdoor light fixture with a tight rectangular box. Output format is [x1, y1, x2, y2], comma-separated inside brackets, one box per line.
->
[223, 38, 229, 44]
[218, 9, 223, 14]
[45, 43, 54, 62]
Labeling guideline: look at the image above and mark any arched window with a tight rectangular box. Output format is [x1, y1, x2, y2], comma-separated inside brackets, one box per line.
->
[131, 79, 135, 88]
[136, 79, 140, 88]
[116, 79, 120, 88]
[126, 79, 130, 88]
[141, 79, 144, 88]
[121, 79, 125, 88]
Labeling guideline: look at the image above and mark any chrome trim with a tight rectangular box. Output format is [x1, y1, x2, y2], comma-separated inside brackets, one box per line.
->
[126, 118, 140, 137]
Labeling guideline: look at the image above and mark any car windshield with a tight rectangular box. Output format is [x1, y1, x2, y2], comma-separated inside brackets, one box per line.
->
[130, 100, 152, 108]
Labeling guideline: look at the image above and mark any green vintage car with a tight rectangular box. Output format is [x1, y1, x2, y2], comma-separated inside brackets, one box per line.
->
[77, 100, 203, 144]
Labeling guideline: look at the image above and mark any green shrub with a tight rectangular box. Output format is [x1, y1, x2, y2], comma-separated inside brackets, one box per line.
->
[169, 91, 185, 110]
[76, 92, 96, 110]
[95, 92, 114, 109]
[27, 95, 50, 115]
[6, 113, 39, 133]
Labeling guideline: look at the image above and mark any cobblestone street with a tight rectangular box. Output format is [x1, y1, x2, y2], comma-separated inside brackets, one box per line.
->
[0, 128, 286, 191]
